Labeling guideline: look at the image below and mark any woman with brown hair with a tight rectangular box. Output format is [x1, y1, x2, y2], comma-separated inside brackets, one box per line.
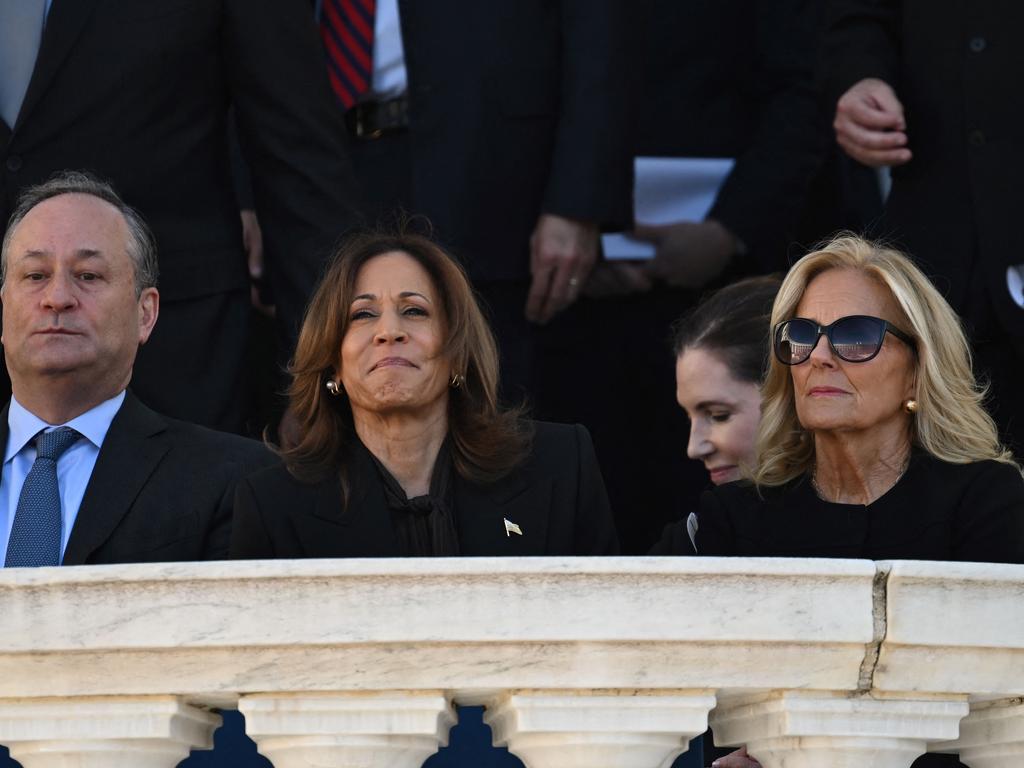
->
[230, 230, 617, 557]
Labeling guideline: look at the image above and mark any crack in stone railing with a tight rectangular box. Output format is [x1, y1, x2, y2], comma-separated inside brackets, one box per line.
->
[856, 562, 892, 693]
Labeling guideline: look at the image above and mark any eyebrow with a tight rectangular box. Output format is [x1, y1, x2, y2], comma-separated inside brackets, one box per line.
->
[694, 400, 735, 411]
[352, 291, 431, 303]
[19, 248, 105, 260]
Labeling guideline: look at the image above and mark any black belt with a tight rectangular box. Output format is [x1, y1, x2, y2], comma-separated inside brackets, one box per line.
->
[344, 95, 409, 140]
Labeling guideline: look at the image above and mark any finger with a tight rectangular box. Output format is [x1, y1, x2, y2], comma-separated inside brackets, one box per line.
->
[525, 267, 556, 323]
[866, 83, 906, 127]
[643, 252, 673, 283]
[543, 257, 578, 321]
[836, 119, 908, 151]
[837, 135, 913, 167]
[631, 224, 668, 243]
[839, 97, 904, 131]
[614, 263, 653, 292]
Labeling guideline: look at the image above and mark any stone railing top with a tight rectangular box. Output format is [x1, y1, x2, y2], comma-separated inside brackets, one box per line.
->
[1, 557, 1021, 702]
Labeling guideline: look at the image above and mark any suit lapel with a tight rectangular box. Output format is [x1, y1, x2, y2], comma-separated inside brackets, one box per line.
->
[455, 468, 549, 555]
[14, 0, 101, 132]
[62, 393, 171, 565]
[292, 449, 401, 557]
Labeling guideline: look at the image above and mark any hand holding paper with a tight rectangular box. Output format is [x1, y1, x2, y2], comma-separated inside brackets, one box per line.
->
[636, 218, 737, 288]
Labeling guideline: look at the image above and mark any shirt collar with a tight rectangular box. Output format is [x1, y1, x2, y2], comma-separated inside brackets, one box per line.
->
[5, 391, 127, 462]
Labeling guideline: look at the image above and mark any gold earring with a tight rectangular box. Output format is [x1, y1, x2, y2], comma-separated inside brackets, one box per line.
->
[325, 379, 341, 396]
[449, 373, 465, 389]
[904, 399, 918, 414]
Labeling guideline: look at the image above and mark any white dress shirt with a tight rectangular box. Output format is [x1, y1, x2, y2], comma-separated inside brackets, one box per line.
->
[316, 0, 407, 99]
[369, 0, 407, 99]
[1, 391, 125, 562]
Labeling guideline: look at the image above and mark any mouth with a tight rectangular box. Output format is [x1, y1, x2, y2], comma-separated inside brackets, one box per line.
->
[807, 386, 850, 397]
[34, 328, 81, 336]
[371, 356, 416, 371]
[707, 465, 738, 484]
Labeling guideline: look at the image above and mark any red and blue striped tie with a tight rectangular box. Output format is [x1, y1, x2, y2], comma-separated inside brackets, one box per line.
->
[320, 0, 376, 110]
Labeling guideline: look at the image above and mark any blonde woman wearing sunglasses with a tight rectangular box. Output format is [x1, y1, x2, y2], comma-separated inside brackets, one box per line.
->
[687, 234, 1024, 768]
[686, 234, 1024, 566]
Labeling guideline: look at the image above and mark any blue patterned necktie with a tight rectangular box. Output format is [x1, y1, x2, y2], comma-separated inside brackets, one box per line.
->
[4, 427, 81, 568]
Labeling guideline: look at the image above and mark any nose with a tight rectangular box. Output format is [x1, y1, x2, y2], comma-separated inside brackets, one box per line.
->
[372, 311, 408, 345]
[41, 273, 77, 313]
[686, 421, 714, 461]
[807, 333, 837, 368]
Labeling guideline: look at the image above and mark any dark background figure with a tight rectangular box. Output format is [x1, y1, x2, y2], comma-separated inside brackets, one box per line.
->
[313, 0, 633, 400]
[825, 0, 1024, 454]
[0, 0, 360, 434]
[537, 0, 847, 557]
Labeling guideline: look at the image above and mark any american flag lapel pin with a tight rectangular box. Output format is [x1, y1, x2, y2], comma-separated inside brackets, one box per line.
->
[504, 518, 523, 537]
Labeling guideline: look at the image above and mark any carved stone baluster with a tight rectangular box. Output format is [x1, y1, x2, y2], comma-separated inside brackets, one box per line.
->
[239, 691, 455, 768]
[932, 699, 1024, 768]
[484, 689, 716, 768]
[0, 696, 219, 768]
[711, 691, 968, 768]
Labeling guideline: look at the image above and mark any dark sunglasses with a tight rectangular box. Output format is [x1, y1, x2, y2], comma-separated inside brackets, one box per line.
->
[773, 315, 915, 365]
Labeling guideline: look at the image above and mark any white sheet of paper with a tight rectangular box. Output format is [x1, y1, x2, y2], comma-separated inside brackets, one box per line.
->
[602, 156, 735, 260]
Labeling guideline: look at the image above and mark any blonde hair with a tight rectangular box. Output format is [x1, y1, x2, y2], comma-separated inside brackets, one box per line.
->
[282, 229, 532, 485]
[755, 234, 1015, 486]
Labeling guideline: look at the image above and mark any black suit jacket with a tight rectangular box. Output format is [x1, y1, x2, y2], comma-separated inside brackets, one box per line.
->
[682, 453, 1024, 564]
[0, 0, 358, 339]
[387, 0, 632, 283]
[1, 393, 275, 564]
[825, 0, 1024, 332]
[230, 422, 618, 557]
[634, 0, 825, 274]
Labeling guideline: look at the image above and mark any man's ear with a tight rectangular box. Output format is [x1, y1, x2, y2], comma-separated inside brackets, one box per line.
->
[137, 287, 160, 345]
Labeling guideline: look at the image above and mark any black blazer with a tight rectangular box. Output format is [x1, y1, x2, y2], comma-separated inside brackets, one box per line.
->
[824, 0, 1024, 332]
[0, 0, 358, 337]
[633, 0, 825, 273]
[668, 453, 1024, 563]
[390, 0, 633, 283]
[1, 393, 275, 565]
[230, 422, 619, 557]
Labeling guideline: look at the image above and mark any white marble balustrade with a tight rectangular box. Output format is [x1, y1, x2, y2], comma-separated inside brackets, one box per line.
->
[0, 557, 1021, 768]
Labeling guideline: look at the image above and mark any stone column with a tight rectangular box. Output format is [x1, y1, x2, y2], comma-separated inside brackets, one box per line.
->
[0, 696, 219, 768]
[239, 691, 456, 768]
[711, 690, 969, 768]
[932, 699, 1024, 768]
[484, 690, 716, 768]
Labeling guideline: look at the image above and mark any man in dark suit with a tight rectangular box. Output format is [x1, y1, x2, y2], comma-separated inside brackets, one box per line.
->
[0, 0, 360, 432]
[318, 0, 632, 395]
[826, 0, 1024, 454]
[0, 173, 272, 567]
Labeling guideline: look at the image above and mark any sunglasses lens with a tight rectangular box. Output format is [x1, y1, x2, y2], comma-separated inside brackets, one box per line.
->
[831, 316, 885, 361]
[776, 319, 818, 364]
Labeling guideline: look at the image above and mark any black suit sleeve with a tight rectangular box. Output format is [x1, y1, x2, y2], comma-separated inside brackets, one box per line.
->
[953, 462, 1024, 564]
[707, 0, 824, 269]
[230, 475, 278, 559]
[570, 424, 620, 555]
[648, 518, 697, 556]
[823, 0, 902, 104]
[541, 0, 632, 228]
[224, 0, 362, 343]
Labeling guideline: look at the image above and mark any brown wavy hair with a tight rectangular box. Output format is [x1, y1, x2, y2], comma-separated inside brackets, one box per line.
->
[281, 229, 533, 485]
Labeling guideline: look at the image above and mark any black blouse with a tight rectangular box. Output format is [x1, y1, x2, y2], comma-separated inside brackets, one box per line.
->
[652, 452, 1024, 563]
